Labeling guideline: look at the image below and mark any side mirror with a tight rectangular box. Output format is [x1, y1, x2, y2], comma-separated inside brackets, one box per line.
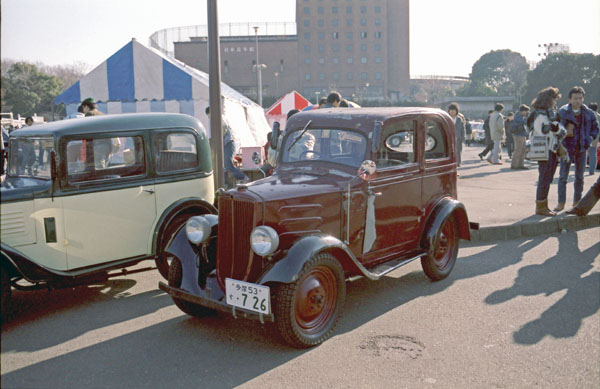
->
[358, 160, 376, 181]
[271, 122, 280, 150]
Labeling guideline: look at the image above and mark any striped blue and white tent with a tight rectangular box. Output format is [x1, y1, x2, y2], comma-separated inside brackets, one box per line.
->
[54, 38, 270, 148]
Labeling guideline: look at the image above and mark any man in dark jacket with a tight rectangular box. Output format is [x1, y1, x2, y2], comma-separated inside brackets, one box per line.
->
[511, 104, 530, 170]
[554, 86, 599, 211]
[478, 110, 494, 160]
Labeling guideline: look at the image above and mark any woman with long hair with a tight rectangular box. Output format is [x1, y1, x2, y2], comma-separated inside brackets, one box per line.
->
[529, 87, 562, 216]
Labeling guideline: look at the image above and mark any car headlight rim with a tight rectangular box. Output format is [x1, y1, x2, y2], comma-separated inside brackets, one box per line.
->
[250, 226, 279, 257]
[185, 216, 212, 245]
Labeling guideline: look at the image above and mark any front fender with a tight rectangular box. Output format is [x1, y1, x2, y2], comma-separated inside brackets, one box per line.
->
[164, 227, 207, 296]
[421, 198, 470, 255]
[1, 242, 55, 282]
[258, 234, 364, 285]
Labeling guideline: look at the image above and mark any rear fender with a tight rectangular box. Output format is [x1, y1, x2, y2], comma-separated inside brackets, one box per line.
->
[258, 234, 363, 285]
[420, 198, 470, 256]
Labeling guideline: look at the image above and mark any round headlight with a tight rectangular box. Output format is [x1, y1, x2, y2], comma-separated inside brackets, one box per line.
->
[185, 216, 211, 245]
[250, 226, 279, 256]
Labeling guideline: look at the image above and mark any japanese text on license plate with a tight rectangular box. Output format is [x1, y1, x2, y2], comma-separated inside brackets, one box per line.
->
[225, 278, 270, 314]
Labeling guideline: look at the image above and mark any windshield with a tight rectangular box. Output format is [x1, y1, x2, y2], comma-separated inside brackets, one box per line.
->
[281, 128, 367, 168]
[8, 137, 54, 179]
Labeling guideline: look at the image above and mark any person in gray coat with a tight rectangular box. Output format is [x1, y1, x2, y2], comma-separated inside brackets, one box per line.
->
[447, 103, 465, 166]
[488, 103, 505, 164]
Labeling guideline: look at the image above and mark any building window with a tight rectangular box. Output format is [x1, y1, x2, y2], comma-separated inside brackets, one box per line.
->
[305, 73, 311, 81]
[375, 43, 382, 51]
[346, 19, 353, 27]
[280, 59, 284, 72]
[361, 57, 367, 64]
[249, 47, 254, 52]
[223, 60, 228, 73]
[361, 44, 367, 52]
[332, 6, 338, 13]
[303, 7, 310, 15]
[332, 43, 340, 52]
[361, 72, 367, 80]
[319, 73, 326, 81]
[304, 45, 311, 53]
[375, 56, 382, 63]
[224, 47, 229, 53]
[347, 57, 353, 64]
[318, 19, 325, 27]
[332, 19, 339, 27]
[375, 6, 382, 13]
[332, 57, 339, 64]
[304, 32, 311, 40]
[375, 72, 382, 80]
[333, 72, 340, 81]
[346, 6, 352, 13]
[305, 58, 311, 64]
[347, 72, 353, 80]
[332, 32, 339, 39]
[360, 32, 367, 39]
[318, 32, 325, 40]
[318, 44, 325, 53]
[360, 19, 367, 26]
[375, 18, 381, 26]
[319, 57, 325, 64]
[318, 6, 324, 14]
[375, 31, 382, 38]
[304, 19, 310, 27]
[360, 6, 367, 13]
[346, 44, 353, 52]
[346, 32, 353, 40]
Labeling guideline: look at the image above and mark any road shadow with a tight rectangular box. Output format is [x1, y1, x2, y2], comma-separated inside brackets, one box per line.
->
[484, 231, 600, 345]
[1, 277, 172, 353]
[1, 237, 549, 387]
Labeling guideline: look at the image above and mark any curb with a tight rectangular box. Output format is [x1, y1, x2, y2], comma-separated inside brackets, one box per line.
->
[466, 212, 600, 244]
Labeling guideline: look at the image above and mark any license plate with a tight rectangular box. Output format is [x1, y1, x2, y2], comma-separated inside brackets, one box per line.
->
[225, 278, 270, 314]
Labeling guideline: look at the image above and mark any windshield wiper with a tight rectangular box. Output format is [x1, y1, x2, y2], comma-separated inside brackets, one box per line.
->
[287, 120, 312, 152]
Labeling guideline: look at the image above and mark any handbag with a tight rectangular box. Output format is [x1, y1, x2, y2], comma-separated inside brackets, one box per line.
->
[527, 135, 549, 161]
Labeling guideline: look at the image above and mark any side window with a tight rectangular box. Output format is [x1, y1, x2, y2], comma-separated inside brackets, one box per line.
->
[153, 132, 199, 173]
[67, 136, 145, 183]
[377, 120, 416, 168]
[424, 120, 449, 160]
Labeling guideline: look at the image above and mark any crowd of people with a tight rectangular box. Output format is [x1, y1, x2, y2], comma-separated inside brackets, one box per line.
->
[450, 85, 599, 217]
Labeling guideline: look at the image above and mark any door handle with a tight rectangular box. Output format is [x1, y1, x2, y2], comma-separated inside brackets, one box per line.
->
[143, 188, 155, 194]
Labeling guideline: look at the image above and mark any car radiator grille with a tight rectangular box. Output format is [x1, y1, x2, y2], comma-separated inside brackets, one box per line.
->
[216, 196, 259, 287]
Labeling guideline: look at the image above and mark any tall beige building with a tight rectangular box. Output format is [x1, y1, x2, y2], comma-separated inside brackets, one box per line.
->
[296, 0, 409, 101]
[171, 0, 410, 104]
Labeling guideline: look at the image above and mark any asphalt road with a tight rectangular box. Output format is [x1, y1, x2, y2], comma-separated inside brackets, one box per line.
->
[1, 228, 599, 388]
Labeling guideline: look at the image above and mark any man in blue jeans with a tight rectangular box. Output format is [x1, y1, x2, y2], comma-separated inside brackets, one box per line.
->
[554, 86, 599, 212]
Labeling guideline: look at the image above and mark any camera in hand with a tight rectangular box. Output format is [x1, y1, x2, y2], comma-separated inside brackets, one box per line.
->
[541, 121, 560, 134]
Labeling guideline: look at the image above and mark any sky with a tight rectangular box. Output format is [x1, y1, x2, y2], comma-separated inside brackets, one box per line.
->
[2, 0, 599, 77]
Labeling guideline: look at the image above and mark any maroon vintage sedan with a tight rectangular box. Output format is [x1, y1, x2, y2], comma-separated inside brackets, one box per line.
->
[159, 107, 471, 348]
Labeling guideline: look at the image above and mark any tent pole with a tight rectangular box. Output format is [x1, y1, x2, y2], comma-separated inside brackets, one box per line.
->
[208, 0, 225, 191]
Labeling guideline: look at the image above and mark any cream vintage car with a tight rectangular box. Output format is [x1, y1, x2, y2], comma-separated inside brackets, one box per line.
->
[0, 113, 215, 321]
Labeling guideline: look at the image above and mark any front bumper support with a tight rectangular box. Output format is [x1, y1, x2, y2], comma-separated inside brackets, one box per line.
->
[159, 281, 275, 323]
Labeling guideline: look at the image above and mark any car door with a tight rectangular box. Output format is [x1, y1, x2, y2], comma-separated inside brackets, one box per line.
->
[361, 118, 422, 263]
[61, 134, 157, 269]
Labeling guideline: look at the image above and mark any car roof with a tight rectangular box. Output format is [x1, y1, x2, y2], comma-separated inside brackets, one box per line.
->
[285, 107, 452, 132]
[9, 113, 205, 138]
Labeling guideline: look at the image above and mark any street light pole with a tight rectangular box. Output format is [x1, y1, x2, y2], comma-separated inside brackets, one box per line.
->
[253, 26, 263, 107]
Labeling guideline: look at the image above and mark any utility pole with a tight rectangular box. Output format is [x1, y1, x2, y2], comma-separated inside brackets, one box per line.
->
[253, 26, 266, 107]
[207, 0, 224, 190]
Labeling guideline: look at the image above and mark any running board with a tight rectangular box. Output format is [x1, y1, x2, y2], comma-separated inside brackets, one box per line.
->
[361, 253, 425, 280]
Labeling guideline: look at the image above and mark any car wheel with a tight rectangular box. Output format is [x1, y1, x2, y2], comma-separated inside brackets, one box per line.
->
[1, 267, 12, 323]
[168, 258, 215, 318]
[274, 252, 345, 348]
[421, 215, 459, 281]
[156, 213, 191, 279]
